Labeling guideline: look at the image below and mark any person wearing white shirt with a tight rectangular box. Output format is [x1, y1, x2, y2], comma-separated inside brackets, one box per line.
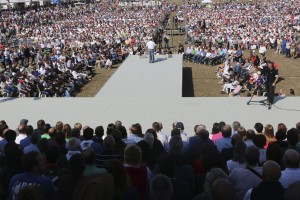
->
[146, 38, 156, 63]
[279, 149, 300, 188]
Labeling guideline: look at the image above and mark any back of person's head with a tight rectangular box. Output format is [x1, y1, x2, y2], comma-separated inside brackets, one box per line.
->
[287, 128, 299, 147]
[55, 132, 66, 146]
[56, 121, 63, 133]
[276, 129, 287, 141]
[95, 126, 104, 138]
[212, 123, 220, 134]
[67, 137, 81, 151]
[232, 141, 246, 164]
[171, 128, 180, 137]
[22, 151, 41, 172]
[48, 128, 57, 138]
[264, 124, 275, 139]
[204, 168, 228, 195]
[284, 181, 300, 200]
[221, 125, 232, 138]
[198, 129, 210, 141]
[31, 133, 41, 145]
[4, 142, 23, 167]
[37, 119, 45, 129]
[296, 122, 300, 133]
[37, 138, 49, 154]
[169, 135, 183, 154]
[277, 123, 287, 133]
[284, 149, 300, 168]
[232, 121, 241, 131]
[218, 122, 226, 130]
[245, 146, 260, 167]
[4, 129, 17, 142]
[254, 122, 263, 133]
[43, 124, 51, 134]
[74, 122, 82, 131]
[245, 129, 255, 140]
[82, 127, 94, 140]
[25, 125, 34, 136]
[82, 148, 96, 165]
[107, 123, 116, 135]
[69, 153, 85, 176]
[266, 143, 282, 166]
[111, 129, 123, 142]
[152, 122, 160, 132]
[150, 174, 173, 200]
[231, 134, 241, 146]
[144, 132, 154, 146]
[253, 134, 267, 149]
[124, 144, 142, 165]
[103, 135, 115, 150]
[63, 124, 72, 138]
[145, 128, 157, 140]
[45, 145, 59, 164]
[237, 127, 246, 140]
[211, 178, 236, 200]
[262, 160, 281, 181]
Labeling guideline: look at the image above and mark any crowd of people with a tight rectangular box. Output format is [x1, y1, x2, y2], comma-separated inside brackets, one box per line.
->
[0, 119, 300, 200]
[179, 0, 300, 97]
[0, 2, 172, 97]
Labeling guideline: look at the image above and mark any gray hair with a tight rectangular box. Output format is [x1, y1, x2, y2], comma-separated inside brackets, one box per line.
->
[66, 137, 81, 151]
[144, 132, 154, 146]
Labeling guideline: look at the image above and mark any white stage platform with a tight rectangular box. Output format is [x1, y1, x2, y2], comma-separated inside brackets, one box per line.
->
[0, 54, 299, 135]
[96, 55, 182, 98]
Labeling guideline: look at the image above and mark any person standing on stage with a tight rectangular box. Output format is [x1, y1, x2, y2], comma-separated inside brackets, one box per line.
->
[146, 38, 156, 63]
[263, 61, 279, 105]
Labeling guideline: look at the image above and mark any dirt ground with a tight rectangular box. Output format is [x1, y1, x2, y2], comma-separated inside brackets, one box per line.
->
[77, 0, 300, 98]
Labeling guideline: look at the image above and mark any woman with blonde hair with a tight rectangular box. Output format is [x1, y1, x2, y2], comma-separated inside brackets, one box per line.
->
[264, 124, 276, 148]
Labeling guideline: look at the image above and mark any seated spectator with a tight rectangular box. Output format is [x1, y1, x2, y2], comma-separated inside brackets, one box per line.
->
[215, 125, 232, 152]
[193, 168, 229, 200]
[82, 148, 107, 176]
[227, 141, 247, 173]
[0, 129, 16, 154]
[9, 151, 55, 200]
[124, 144, 149, 200]
[284, 181, 300, 200]
[123, 124, 143, 145]
[244, 160, 285, 200]
[229, 146, 262, 200]
[253, 134, 267, 165]
[56, 154, 85, 200]
[93, 126, 104, 144]
[23, 133, 40, 154]
[264, 124, 276, 148]
[106, 159, 140, 200]
[275, 129, 288, 149]
[286, 128, 300, 154]
[165, 128, 189, 153]
[80, 127, 103, 154]
[279, 149, 300, 188]
[244, 129, 255, 147]
[20, 125, 34, 150]
[42, 145, 70, 187]
[15, 124, 27, 144]
[95, 135, 123, 167]
[266, 143, 283, 168]
[211, 178, 236, 200]
[150, 174, 173, 200]
[211, 122, 222, 143]
[111, 129, 127, 155]
[221, 134, 241, 161]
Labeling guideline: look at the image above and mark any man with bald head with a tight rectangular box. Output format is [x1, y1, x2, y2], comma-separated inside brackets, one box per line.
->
[215, 125, 232, 152]
[244, 160, 285, 200]
[279, 149, 300, 188]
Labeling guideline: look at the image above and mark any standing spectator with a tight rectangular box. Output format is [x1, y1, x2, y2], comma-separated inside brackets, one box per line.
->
[146, 38, 156, 63]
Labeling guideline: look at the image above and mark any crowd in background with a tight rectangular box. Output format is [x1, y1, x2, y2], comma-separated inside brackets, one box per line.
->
[0, 1, 172, 97]
[0, 119, 300, 200]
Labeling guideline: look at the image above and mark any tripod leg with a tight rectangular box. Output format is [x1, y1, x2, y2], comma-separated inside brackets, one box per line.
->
[247, 94, 254, 105]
